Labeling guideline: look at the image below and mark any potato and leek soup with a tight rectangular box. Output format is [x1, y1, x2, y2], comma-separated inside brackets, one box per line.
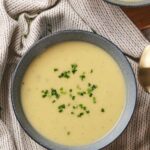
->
[21, 41, 125, 146]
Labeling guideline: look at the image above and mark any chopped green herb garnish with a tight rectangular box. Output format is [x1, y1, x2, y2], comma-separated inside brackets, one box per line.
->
[58, 104, 66, 113]
[71, 112, 74, 115]
[59, 87, 67, 95]
[60, 87, 63, 91]
[80, 72, 86, 81]
[83, 106, 87, 110]
[41, 64, 99, 118]
[54, 68, 58, 72]
[88, 83, 91, 87]
[77, 91, 86, 96]
[79, 104, 83, 108]
[69, 94, 76, 100]
[72, 96, 75, 100]
[51, 88, 60, 99]
[79, 104, 87, 110]
[52, 100, 56, 103]
[89, 93, 93, 97]
[41, 90, 49, 98]
[73, 105, 78, 109]
[87, 83, 97, 97]
[79, 104, 88, 112]
[101, 108, 105, 112]
[86, 110, 90, 114]
[92, 84, 97, 90]
[77, 112, 84, 118]
[90, 69, 93, 73]
[58, 104, 66, 109]
[59, 109, 63, 113]
[58, 71, 70, 79]
[71, 64, 78, 74]
[93, 97, 96, 104]
[67, 131, 71, 135]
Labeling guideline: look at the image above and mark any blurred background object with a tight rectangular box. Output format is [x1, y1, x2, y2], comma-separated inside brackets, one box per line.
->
[122, 6, 150, 41]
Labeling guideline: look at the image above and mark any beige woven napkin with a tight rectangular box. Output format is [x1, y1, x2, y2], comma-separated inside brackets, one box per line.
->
[0, 0, 149, 149]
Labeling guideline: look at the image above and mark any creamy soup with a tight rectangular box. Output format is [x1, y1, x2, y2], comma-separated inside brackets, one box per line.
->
[21, 41, 125, 146]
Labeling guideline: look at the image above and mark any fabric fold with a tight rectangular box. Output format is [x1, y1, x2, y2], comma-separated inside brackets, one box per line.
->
[68, 0, 149, 58]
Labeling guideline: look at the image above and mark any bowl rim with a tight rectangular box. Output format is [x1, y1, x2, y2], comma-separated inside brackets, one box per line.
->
[11, 30, 137, 150]
[105, 0, 150, 7]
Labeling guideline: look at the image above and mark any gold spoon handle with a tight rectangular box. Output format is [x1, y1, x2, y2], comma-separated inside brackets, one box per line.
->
[138, 45, 150, 93]
[139, 45, 150, 68]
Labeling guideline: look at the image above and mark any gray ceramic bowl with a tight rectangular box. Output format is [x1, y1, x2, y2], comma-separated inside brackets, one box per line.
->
[12, 30, 137, 150]
[105, 0, 150, 7]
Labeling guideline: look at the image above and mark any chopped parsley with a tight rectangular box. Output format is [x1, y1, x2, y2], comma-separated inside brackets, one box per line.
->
[59, 109, 63, 113]
[54, 68, 58, 72]
[69, 89, 72, 92]
[52, 100, 56, 103]
[88, 83, 91, 87]
[80, 72, 86, 81]
[41, 88, 60, 99]
[58, 104, 66, 113]
[90, 69, 93, 73]
[87, 83, 97, 97]
[59, 87, 67, 95]
[41, 64, 98, 118]
[51, 88, 60, 99]
[77, 112, 84, 118]
[86, 110, 90, 114]
[58, 104, 66, 109]
[92, 97, 96, 104]
[71, 112, 74, 115]
[67, 131, 71, 135]
[101, 108, 105, 112]
[71, 64, 78, 74]
[72, 105, 78, 109]
[77, 91, 86, 96]
[41, 90, 48, 98]
[69, 94, 76, 100]
[79, 104, 86, 110]
[58, 70, 70, 79]
[72, 96, 76, 100]
[79, 104, 84, 109]
[78, 104, 90, 115]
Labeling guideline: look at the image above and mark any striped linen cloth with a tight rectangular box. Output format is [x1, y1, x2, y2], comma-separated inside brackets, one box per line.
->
[0, 0, 149, 150]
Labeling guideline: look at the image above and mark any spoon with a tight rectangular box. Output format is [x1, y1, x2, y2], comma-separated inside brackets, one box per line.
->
[124, 45, 150, 93]
[138, 45, 150, 93]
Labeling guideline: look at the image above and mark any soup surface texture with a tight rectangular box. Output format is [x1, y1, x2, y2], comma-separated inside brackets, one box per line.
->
[21, 41, 125, 146]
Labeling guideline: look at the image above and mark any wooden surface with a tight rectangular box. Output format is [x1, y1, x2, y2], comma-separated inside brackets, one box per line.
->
[122, 6, 150, 30]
